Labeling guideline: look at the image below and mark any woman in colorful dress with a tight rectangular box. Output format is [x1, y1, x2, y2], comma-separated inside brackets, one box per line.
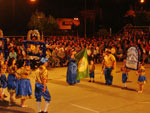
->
[0, 61, 7, 100]
[7, 58, 18, 104]
[16, 60, 32, 107]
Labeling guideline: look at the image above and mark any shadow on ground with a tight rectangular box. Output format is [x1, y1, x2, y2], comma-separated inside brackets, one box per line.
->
[48, 79, 68, 86]
[0, 100, 36, 113]
[48, 78, 136, 92]
[81, 79, 136, 92]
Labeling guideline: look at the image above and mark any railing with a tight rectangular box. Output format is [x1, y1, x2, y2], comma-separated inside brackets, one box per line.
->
[116, 24, 150, 37]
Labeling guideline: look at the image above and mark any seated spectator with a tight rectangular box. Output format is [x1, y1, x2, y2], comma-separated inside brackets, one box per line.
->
[57, 49, 66, 67]
[52, 49, 60, 67]
[16, 46, 24, 68]
[9, 48, 17, 61]
[46, 48, 54, 68]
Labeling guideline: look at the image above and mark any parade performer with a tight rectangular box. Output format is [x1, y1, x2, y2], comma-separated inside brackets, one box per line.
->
[35, 57, 51, 113]
[136, 62, 146, 93]
[89, 60, 95, 82]
[102, 49, 116, 85]
[121, 60, 130, 88]
[0, 61, 7, 100]
[66, 51, 79, 85]
[16, 60, 32, 107]
[7, 58, 18, 104]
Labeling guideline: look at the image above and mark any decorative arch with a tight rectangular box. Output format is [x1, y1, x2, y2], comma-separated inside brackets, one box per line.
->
[27, 30, 41, 41]
[0, 29, 4, 38]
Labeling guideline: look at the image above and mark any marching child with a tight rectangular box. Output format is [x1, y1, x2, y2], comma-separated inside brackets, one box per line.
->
[16, 60, 32, 107]
[7, 58, 18, 104]
[89, 60, 95, 82]
[136, 62, 146, 93]
[35, 57, 51, 113]
[0, 61, 7, 100]
[121, 60, 130, 88]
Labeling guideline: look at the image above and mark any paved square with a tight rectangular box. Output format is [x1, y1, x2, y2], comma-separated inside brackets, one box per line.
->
[1, 62, 150, 113]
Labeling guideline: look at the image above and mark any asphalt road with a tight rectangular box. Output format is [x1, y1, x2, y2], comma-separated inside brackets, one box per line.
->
[1, 62, 150, 113]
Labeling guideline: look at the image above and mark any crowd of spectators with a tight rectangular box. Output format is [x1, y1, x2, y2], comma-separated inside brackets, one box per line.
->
[44, 26, 150, 66]
[0, 27, 150, 69]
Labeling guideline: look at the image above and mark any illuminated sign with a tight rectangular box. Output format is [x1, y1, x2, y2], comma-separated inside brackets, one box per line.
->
[57, 18, 80, 30]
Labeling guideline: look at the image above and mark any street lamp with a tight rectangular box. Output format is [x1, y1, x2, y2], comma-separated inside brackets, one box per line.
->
[73, 18, 80, 38]
[140, 0, 145, 4]
[30, 0, 37, 3]
[29, 0, 37, 4]
[84, 0, 87, 38]
[12, 0, 16, 28]
[140, 0, 145, 10]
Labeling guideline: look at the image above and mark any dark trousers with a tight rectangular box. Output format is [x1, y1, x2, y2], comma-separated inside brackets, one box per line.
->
[104, 67, 113, 85]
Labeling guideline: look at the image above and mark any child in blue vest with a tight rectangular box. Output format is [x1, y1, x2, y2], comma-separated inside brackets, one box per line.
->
[89, 60, 95, 82]
[121, 60, 130, 88]
[136, 62, 146, 93]
[35, 57, 51, 113]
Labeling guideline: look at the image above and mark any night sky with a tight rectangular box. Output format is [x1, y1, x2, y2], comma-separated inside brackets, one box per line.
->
[0, 0, 150, 36]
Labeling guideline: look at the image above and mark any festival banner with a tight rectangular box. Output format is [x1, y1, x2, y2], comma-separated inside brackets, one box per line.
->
[75, 48, 89, 80]
[126, 46, 139, 70]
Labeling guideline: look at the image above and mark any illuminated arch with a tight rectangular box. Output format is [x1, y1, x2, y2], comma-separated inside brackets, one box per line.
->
[27, 30, 41, 41]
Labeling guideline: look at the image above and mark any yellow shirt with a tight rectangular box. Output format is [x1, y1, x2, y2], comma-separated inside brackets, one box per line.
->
[89, 64, 95, 73]
[35, 65, 48, 84]
[8, 65, 17, 75]
[138, 66, 145, 75]
[103, 54, 116, 68]
[16, 66, 31, 79]
[1, 64, 7, 74]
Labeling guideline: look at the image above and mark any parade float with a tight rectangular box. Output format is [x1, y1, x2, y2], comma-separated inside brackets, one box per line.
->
[0, 29, 8, 61]
[23, 30, 46, 69]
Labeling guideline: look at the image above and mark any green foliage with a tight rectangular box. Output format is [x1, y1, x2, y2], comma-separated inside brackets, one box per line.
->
[46, 15, 59, 32]
[28, 10, 58, 34]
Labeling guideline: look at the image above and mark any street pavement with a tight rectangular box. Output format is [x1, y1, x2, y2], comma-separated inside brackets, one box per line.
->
[1, 62, 150, 113]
